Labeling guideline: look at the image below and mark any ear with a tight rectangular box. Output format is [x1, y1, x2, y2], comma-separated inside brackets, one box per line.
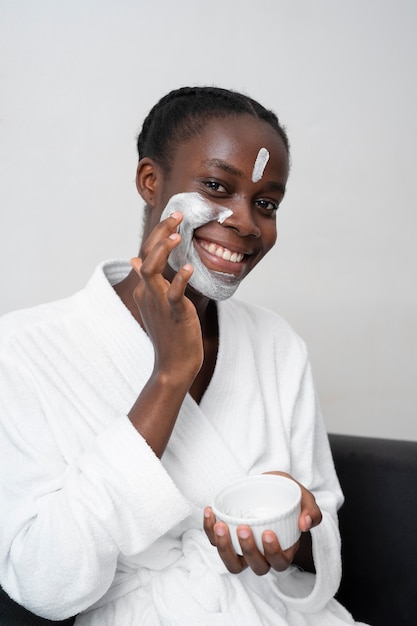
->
[135, 157, 163, 207]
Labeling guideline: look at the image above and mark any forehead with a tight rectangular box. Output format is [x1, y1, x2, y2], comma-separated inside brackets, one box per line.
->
[172, 115, 289, 178]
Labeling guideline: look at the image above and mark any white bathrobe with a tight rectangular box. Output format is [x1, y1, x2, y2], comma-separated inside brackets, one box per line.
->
[0, 260, 366, 625]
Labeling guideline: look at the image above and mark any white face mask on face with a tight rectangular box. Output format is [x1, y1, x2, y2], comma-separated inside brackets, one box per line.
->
[159, 192, 242, 301]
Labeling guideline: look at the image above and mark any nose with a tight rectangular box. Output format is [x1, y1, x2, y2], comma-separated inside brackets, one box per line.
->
[222, 197, 261, 238]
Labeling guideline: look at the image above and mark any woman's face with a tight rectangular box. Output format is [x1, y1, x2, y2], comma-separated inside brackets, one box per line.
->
[142, 114, 290, 291]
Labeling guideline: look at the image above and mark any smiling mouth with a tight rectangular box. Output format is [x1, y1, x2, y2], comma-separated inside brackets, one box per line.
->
[198, 239, 245, 263]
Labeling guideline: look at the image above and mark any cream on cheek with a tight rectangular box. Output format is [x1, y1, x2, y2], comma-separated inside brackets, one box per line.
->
[159, 192, 243, 301]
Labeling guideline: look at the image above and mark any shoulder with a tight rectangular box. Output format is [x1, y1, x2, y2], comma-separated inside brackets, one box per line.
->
[0, 296, 77, 337]
[0, 260, 130, 347]
[219, 297, 308, 359]
[0, 295, 83, 363]
[221, 297, 305, 339]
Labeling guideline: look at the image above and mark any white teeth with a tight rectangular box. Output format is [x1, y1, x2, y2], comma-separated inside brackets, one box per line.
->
[200, 240, 244, 263]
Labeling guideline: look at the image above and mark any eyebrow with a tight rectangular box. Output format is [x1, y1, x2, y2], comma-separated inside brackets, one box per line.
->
[202, 158, 244, 178]
[203, 158, 286, 194]
[261, 181, 287, 195]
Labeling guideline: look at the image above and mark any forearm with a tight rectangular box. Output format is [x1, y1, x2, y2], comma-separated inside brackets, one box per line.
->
[1, 416, 191, 619]
[128, 368, 193, 458]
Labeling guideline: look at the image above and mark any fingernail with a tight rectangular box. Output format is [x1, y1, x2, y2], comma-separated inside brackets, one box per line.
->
[215, 525, 226, 537]
[305, 515, 313, 530]
[237, 528, 250, 540]
[170, 211, 181, 219]
[204, 508, 211, 519]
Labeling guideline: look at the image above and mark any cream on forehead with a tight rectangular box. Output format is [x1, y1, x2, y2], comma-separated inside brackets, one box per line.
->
[251, 147, 270, 182]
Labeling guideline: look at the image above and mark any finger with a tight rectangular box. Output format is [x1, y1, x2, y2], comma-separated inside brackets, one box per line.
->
[299, 514, 313, 533]
[140, 233, 181, 290]
[161, 210, 183, 229]
[130, 257, 143, 278]
[298, 491, 322, 531]
[261, 530, 299, 572]
[141, 211, 183, 260]
[213, 522, 247, 574]
[203, 507, 217, 546]
[236, 526, 270, 576]
[167, 264, 194, 307]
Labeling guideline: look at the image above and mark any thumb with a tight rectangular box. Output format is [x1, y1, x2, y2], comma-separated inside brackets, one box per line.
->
[130, 257, 143, 277]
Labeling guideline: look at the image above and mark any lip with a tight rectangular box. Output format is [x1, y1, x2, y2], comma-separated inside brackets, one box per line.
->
[193, 236, 251, 275]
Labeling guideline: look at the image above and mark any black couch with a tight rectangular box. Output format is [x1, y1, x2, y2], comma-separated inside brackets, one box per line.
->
[1, 434, 416, 625]
[331, 433, 417, 626]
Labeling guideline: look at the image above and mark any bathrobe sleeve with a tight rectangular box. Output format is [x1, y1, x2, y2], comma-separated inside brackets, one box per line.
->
[270, 356, 344, 613]
[0, 333, 191, 620]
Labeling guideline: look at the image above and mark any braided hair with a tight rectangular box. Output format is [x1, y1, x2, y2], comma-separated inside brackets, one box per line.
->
[137, 86, 289, 173]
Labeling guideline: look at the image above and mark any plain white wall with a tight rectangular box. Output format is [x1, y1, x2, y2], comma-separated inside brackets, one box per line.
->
[1, 0, 416, 440]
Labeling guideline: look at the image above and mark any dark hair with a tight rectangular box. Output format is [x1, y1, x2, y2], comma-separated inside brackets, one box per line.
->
[136, 86, 289, 172]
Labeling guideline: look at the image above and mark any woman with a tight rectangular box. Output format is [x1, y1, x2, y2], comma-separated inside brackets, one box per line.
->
[0, 87, 367, 624]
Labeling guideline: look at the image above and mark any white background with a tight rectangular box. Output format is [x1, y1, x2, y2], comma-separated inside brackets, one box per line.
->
[1, 0, 416, 440]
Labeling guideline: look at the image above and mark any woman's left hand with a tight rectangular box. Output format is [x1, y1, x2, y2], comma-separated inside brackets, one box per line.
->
[203, 472, 322, 576]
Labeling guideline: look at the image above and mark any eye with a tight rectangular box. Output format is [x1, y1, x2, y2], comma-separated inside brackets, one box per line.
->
[203, 180, 228, 193]
[255, 199, 279, 215]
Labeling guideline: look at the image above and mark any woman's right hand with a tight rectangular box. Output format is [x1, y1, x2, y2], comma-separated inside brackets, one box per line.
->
[131, 210, 204, 385]
[127, 211, 204, 457]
